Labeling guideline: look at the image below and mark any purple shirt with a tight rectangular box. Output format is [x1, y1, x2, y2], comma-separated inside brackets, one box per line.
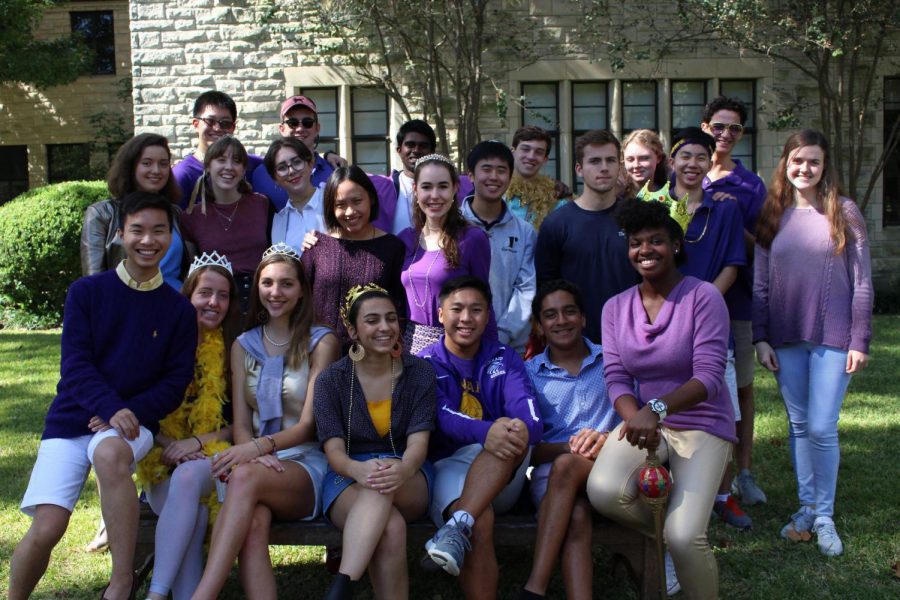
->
[601, 276, 736, 443]
[752, 200, 873, 353]
[703, 160, 767, 321]
[173, 154, 265, 209]
[398, 225, 496, 340]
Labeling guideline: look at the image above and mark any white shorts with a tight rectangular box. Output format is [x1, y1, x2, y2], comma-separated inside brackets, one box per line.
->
[20, 427, 154, 516]
[278, 443, 328, 520]
[429, 443, 532, 526]
[726, 349, 741, 422]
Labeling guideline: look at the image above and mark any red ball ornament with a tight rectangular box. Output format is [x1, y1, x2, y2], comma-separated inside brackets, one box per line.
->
[637, 449, 672, 503]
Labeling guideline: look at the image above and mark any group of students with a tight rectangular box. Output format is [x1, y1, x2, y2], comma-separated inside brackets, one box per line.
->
[8, 88, 872, 600]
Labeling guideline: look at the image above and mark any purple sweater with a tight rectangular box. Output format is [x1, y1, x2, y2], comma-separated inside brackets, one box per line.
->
[44, 271, 197, 439]
[399, 225, 497, 338]
[752, 199, 873, 353]
[601, 276, 736, 443]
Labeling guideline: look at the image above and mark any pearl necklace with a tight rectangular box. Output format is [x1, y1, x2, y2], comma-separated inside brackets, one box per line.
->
[409, 231, 442, 309]
[262, 325, 289, 347]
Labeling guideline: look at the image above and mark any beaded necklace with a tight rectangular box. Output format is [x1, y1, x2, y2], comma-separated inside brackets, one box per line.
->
[346, 357, 398, 457]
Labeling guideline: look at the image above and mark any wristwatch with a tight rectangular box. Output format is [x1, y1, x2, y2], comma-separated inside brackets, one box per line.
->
[647, 399, 668, 421]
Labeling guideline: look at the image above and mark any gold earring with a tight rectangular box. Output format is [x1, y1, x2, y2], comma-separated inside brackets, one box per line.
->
[348, 342, 366, 362]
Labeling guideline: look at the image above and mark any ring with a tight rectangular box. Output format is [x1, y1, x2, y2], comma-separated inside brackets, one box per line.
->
[638, 435, 647, 442]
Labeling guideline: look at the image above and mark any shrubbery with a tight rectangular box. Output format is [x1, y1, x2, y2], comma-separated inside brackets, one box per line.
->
[0, 181, 108, 328]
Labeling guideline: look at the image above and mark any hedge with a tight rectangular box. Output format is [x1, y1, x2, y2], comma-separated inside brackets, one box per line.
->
[0, 181, 108, 328]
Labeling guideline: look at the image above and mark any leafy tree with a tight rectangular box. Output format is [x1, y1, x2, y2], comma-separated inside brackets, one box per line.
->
[676, 0, 900, 212]
[0, 0, 91, 89]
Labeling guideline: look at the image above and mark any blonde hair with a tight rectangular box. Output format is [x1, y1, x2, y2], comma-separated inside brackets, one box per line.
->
[622, 129, 668, 196]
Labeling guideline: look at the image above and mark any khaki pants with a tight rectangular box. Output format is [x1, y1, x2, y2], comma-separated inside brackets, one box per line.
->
[587, 424, 731, 600]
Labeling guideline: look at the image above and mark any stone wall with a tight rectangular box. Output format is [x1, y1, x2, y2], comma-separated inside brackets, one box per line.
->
[0, 0, 133, 188]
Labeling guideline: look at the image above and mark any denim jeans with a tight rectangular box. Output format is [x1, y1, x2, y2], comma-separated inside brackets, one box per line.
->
[774, 343, 852, 519]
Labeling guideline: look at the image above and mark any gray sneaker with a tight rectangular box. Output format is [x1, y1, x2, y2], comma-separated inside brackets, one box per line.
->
[780, 505, 816, 540]
[813, 517, 844, 556]
[735, 470, 767, 505]
[425, 518, 472, 576]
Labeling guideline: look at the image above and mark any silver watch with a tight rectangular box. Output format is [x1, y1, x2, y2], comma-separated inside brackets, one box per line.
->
[648, 399, 668, 421]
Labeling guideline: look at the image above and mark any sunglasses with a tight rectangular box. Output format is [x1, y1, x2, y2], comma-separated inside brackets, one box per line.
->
[197, 116, 236, 131]
[709, 122, 744, 135]
[283, 117, 317, 129]
[274, 156, 309, 177]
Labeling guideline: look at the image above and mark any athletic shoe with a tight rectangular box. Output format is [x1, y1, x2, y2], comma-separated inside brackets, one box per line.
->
[425, 518, 473, 576]
[735, 470, 767, 505]
[664, 551, 681, 595]
[780, 505, 816, 541]
[813, 517, 844, 556]
[85, 523, 108, 553]
[713, 495, 752, 530]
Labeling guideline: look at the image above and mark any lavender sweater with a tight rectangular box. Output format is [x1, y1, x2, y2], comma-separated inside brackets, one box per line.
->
[601, 277, 736, 443]
[752, 199, 873, 353]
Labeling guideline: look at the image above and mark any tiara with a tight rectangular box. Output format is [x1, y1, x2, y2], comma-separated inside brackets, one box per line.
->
[340, 283, 388, 328]
[262, 242, 301, 261]
[189, 251, 233, 275]
[414, 154, 454, 169]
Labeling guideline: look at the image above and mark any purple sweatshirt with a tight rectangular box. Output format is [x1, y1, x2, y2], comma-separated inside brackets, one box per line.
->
[601, 276, 736, 443]
[419, 336, 543, 461]
[752, 199, 873, 353]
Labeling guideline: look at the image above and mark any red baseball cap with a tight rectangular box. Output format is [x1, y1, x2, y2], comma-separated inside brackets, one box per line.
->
[280, 95, 318, 119]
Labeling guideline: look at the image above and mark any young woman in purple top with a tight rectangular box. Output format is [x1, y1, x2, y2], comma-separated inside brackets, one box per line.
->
[398, 154, 494, 354]
[179, 136, 273, 313]
[300, 166, 407, 352]
[586, 199, 734, 600]
[753, 130, 872, 557]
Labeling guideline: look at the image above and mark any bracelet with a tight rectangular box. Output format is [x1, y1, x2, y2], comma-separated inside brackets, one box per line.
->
[251, 437, 265, 457]
[193, 435, 203, 451]
[264, 434, 277, 454]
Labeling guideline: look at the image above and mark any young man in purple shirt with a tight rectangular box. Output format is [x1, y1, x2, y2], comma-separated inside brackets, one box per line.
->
[419, 276, 542, 599]
[9, 192, 197, 600]
[701, 96, 769, 507]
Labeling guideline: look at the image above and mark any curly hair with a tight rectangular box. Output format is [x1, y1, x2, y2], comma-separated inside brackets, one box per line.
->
[701, 96, 748, 125]
[614, 198, 687, 266]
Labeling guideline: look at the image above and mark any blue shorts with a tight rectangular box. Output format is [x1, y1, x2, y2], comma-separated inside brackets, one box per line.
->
[321, 452, 435, 524]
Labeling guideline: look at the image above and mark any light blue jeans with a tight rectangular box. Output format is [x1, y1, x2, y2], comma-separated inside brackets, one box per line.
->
[774, 343, 852, 519]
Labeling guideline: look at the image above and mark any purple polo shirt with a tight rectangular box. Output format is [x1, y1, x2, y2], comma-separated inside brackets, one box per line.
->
[702, 159, 767, 320]
[172, 153, 265, 209]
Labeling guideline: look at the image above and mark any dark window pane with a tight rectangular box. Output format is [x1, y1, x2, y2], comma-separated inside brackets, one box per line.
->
[351, 87, 389, 174]
[47, 144, 91, 184]
[522, 82, 560, 180]
[299, 87, 340, 155]
[884, 78, 900, 226]
[70, 11, 115, 75]
[0, 146, 29, 205]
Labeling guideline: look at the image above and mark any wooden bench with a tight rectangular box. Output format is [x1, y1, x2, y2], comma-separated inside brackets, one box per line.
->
[134, 506, 662, 598]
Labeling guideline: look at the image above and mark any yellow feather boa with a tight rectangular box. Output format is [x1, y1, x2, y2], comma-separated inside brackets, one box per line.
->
[136, 327, 230, 526]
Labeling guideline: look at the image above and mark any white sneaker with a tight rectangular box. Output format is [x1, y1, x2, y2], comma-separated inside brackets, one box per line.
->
[813, 517, 844, 556]
[665, 551, 681, 595]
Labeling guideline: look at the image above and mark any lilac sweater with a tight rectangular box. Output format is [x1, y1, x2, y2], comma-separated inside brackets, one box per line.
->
[601, 277, 736, 443]
[752, 199, 873, 353]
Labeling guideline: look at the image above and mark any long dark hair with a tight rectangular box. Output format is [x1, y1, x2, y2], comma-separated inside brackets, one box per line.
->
[107, 133, 180, 203]
[412, 156, 468, 268]
[322, 166, 381, 232]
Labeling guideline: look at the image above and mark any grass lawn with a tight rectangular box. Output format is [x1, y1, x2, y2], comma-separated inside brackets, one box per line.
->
[1, 320, 898, 599]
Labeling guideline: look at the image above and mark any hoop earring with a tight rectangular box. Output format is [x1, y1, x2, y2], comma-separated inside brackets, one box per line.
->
[348, 342, 366, 362]
[390, 341, 403, 359]
[257, 309, 269, 323]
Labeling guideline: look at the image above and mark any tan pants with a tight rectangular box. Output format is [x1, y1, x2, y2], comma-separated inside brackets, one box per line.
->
[587, 424, 731, 600]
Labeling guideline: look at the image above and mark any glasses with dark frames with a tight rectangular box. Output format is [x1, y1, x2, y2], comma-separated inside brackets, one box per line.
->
[283, 117, 317, 129]
[274, 156, 309, 177]
[196, 116, 236, 131]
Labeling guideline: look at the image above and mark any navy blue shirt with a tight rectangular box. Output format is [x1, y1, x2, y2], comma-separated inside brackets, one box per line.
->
[535, 199, 640, 343]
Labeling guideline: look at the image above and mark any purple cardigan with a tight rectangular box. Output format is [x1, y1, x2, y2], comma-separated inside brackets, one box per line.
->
[601, 276, 736, 443]
[752, 199, 873, 353]
[419, 336, 543, 461]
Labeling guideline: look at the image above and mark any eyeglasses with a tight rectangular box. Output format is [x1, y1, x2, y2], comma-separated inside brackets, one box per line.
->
[197, 116, 236, 131]
[283, 117, 317, 129]
[274, 156, 308, 177]
[709, 122, 744, 135]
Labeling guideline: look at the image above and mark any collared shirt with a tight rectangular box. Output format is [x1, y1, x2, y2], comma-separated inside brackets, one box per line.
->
[271, 187, 326, 254]
[115, 260, 164, 291]
[525, 338, 619, 443]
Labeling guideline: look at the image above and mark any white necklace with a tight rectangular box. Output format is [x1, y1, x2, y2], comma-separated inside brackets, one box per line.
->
[409, 232, 441, 309]
[262, 325, 289, 347]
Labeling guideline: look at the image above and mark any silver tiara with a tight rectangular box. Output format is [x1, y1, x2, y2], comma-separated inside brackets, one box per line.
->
[262, 242, 301, 261]
[189, 251, 233, 275]
[415, 154, 454, 169]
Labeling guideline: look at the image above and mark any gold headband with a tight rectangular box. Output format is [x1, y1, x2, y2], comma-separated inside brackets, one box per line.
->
[340, 283, 389, 328]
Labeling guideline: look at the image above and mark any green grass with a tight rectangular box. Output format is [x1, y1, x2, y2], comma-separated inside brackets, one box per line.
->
[1, 322, 899, 599]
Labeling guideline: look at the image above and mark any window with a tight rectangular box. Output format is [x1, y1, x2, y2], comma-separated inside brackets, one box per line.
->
[719, 80, 757, 170]
[70, 11, 115, 75]
[0, 146, 29, 205]
[571, 82, 610, 193]
[883, 78, 900, 226]
[671, 80, 707, 139]
[521, 82, 560, 179]
[298, 87, 340, 156]
[47, 144, 91, 184]
[622, 81, 658, 134]
[351, 87, 390, 174]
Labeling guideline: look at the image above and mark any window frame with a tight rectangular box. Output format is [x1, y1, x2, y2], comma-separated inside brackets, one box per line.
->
[0, 146, 29, 205]
[621, 80, 659, 135]
[882, 76, 900, 226]
[571, 81, 611, 193]
[297, 86, 341, 156]
[350, 86, 391, 175]
[521, 81, 561, 180]
[70, 10, 116, 76]
[670, 79, 708, 139]
[718, 79, 757, 170]
[46, 143, 92, 184]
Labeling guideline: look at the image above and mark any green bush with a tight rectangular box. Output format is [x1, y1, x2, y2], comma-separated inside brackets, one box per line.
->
[0, 181, 108, 328]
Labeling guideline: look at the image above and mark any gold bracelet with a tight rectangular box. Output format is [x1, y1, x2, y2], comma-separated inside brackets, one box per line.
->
[264, 434, 277, 454]
[251, 437, 265, 457]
